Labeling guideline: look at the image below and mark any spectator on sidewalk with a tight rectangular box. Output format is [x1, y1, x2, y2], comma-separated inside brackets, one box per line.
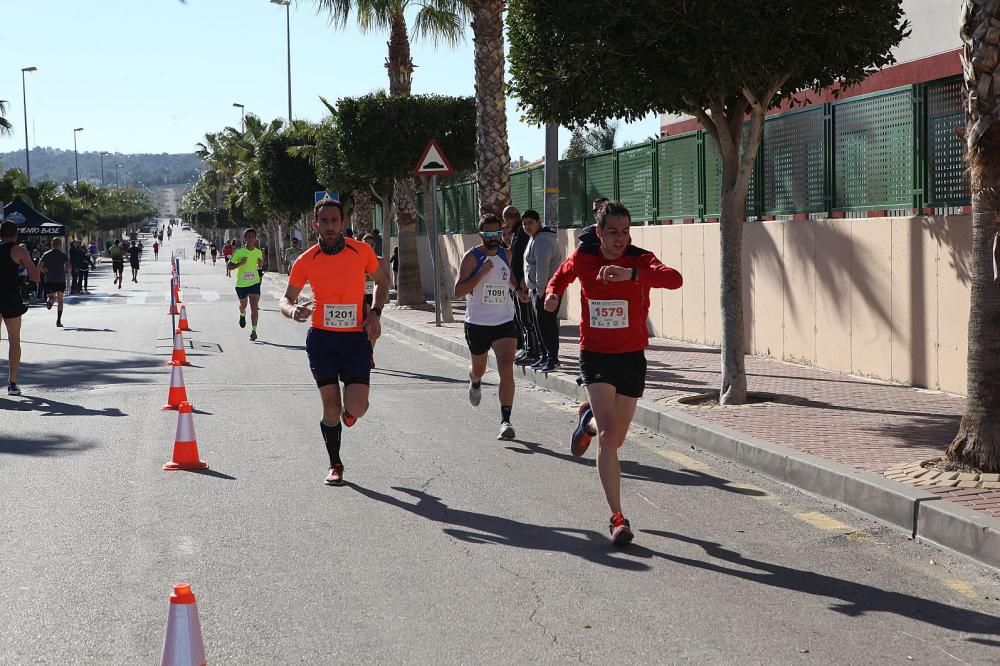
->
[577, 197, 610, 246]
[522, 209, 563, 372]
[371, 229, 383, 256]
[285, 237, 304, 274]
[503, 205, 540, 366]
[389, 246, 399, 291]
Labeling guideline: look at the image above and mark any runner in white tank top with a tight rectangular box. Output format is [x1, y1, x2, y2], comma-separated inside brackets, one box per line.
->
[454, 213, 528, 440]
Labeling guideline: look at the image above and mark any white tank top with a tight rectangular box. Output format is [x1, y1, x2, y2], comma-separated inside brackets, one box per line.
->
[465, 248, 516, 326]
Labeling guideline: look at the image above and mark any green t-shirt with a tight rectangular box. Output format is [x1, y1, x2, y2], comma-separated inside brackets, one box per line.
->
[109, 245, 124, 261]
[231, 247, 263, 287]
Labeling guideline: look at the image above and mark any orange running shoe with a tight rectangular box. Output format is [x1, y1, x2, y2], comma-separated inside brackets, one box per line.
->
[609, 512, 633, 547]
[342, 411, 357, 428]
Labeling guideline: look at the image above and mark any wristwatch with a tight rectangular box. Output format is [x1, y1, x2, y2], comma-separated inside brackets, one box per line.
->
[371, 306, 383, 316]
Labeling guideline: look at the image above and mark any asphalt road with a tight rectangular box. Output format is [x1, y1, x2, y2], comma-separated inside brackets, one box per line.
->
[1, 228, 999, 664]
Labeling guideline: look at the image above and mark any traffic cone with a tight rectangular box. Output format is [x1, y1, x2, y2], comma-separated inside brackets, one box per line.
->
[161, 363, 191, 411]
[159, 583, 206, 666]
[177, 305, 192, 332]
[167, 279, 180, 315]
[164, 401, 208, 471]
[174, 280, 182, 303]
[169, 331, 191, 367]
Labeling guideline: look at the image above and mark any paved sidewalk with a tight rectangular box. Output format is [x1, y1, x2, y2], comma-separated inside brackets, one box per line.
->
[384, 302, 1000, 569]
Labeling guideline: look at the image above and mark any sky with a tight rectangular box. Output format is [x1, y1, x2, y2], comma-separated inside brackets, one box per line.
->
[0, 1, 658, 166]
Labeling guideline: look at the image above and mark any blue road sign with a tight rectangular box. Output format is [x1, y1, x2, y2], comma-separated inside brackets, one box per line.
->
[315, 191, 340, 203]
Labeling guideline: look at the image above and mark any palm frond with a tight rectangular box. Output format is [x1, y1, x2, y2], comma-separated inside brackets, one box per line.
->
[412, 1, 466, 47]
[0, 100, 12, 137]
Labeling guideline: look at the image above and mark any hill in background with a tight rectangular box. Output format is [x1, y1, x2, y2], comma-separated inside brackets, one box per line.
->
[0, 148, 203, 188]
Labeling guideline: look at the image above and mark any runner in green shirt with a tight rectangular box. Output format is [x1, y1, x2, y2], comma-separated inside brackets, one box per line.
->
[226, 228, 264, 341]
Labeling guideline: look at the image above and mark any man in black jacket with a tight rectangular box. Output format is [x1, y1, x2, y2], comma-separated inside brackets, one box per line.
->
[503, 205, 540, 365]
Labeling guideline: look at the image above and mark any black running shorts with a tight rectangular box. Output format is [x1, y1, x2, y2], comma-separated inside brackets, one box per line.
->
[578, 349, 647, 399]
[305, 328, 373, 387]
[0, 296, 27, 319]
[464, 320, 518, 356]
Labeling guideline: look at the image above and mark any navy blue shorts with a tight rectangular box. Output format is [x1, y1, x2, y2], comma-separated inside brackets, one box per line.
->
[305, 328, 373, 387]
[235, 283, 262, 299]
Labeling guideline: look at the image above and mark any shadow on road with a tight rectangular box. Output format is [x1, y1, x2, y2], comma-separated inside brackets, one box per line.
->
[18, 356, 165, 389]
[644, 530, 1000, 637]
[252, 341, 306, 351]
[349, 484, 661, 570]
[506, 439, 767, 497]
[372, 367, 466, 385]
[0, 433, 96, 456]
[185, 468, 237, 481]
[0, 395, 126, 417]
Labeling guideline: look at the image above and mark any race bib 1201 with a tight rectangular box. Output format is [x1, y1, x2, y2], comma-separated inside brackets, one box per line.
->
[241, 270, 258, 283]
[481, 284, 508, 305]
[589, 299, 628, 329]
[324, 304, 358, 329]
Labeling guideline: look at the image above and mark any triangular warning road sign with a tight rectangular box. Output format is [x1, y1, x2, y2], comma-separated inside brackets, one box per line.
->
[414, 139, 455, 176]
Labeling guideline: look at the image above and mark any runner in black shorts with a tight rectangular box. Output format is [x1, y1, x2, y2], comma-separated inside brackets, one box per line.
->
[108, 239, 125, 287]
[0, 221, 40, 395]
[454, 213, 528, 441]
[279, 199, 390, 486]
[545, 201, 682, 546]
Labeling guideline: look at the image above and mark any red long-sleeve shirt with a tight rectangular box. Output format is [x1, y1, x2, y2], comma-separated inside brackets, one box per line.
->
[546, 242, 682, 353]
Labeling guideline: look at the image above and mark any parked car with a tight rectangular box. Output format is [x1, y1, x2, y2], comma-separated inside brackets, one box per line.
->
[181, 224, 191, 231]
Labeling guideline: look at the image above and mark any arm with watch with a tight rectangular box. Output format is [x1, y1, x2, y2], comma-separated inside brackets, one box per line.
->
[363, 263, 391, 343]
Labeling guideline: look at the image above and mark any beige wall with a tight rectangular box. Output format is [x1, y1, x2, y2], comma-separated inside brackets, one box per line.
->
[415, 216, 972, 395]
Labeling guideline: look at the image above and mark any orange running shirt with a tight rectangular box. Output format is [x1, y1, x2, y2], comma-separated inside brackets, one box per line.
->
[288, 239, 379, 332]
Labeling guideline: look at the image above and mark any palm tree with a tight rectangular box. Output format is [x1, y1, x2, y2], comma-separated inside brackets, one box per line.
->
[464, 0, 510, 214]
[0, 101, 13, 137]
[948, 0, 1000, 473]
[315, 0, 467, 306]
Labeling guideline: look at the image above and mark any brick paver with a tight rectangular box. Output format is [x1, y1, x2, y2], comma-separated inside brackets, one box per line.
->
[386, 303, 1000, 518]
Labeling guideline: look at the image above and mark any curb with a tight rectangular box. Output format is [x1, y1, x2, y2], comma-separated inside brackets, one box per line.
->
[383, 313, 1000, 572]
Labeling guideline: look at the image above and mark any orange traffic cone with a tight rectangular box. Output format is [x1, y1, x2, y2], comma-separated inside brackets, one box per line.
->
[174, 279, 182, 303]
[177, 305, 192, 332]
[164, 401, 208, 471]
[169, 331, 191, 367]
[159, 583, 206, 666]
[161, 364, 191, 411]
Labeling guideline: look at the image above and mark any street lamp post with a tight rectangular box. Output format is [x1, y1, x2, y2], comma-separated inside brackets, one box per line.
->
[73, 127, 84, 184]
[270, 0, 292, 121]
[21, 66, 37, 184]
[233, 102, 245, 130]
[100, 151, 109, 186]
[115, 164, 121, 189]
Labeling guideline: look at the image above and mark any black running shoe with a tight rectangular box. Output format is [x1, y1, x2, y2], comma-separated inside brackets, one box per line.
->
[239, 314, 246, 329]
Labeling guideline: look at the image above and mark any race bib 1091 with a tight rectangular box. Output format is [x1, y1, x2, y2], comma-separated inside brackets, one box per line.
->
[589, 299, 628, 329]
[323, 304, 358, 328]
[481, 284, 508, 305]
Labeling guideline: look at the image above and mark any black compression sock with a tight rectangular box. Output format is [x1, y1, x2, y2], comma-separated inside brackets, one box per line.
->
[500, 405, 512, 423]
[471, 380, 481, 389]
[320, 420, 343, 466]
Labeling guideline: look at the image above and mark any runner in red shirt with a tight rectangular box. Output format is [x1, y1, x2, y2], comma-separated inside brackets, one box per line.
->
[545, 201, 682, 546]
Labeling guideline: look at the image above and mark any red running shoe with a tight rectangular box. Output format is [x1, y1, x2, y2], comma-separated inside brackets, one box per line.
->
[342, 411, 357, 428]
[571, 402, 596, 457]
[609, 512, 633, 547]
[325, 464, 345, 486]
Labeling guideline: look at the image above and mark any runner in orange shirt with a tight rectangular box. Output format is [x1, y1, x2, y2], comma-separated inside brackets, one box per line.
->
[280, 199, 390, 486]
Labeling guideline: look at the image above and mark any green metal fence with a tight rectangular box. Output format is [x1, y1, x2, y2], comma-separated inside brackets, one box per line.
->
[407, 75, 968, 234]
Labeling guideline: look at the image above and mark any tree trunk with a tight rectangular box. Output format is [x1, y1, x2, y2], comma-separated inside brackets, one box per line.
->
[394, 177, 426, 306]
[948, 0, 1000, 472]
[352, 189, 374, 237]
[386, 12, 414, 97]
[471, 0, 511, 214]
[718, 186, 747, 405]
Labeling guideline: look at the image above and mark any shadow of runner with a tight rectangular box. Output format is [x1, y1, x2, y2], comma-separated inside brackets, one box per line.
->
[0, 433, 96, 456]
[506, 439, 767, 497]
[349, 484, 656, 571]
[0, 395, 125, 417]
[643, 530, 1000, 636]
[373, 368, 467, 385]
[19, 356, 165, 388]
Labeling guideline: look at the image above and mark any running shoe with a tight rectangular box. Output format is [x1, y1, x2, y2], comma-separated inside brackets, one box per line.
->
[250, 330, 257, 341]
[515, 354, 539, 367]
[46, 301, 52, 310]
[56, 321, 63, 328]
[609, 512, 634, 546]
[530, 358, 547, 370]
[497, 421, 516, 440]
[571, 401, 596, 457]
[514, 350, 530, 363]
[239, 314, 246, 329]
[325, 464, 345, 486]
[468, 381, 482, 407]
[342, 411, 357, 428]
[541, 359, 561, 373]
[7, 383, 21, 397]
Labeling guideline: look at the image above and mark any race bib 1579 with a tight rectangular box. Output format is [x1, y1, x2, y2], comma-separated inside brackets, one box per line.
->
[324, 304, 358, 329]
[589, 299, 628, 329]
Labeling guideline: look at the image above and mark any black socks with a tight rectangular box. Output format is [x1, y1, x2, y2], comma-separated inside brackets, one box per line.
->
[500, 405, 512, 424]
[320, 419, 343, 467]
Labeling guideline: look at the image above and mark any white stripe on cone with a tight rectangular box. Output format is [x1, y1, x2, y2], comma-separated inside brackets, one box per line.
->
[173, 333, 183, 351]
[169, 364, 184, 388]
[160, 602, 206, 666]
[175, 410, 196, 443]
